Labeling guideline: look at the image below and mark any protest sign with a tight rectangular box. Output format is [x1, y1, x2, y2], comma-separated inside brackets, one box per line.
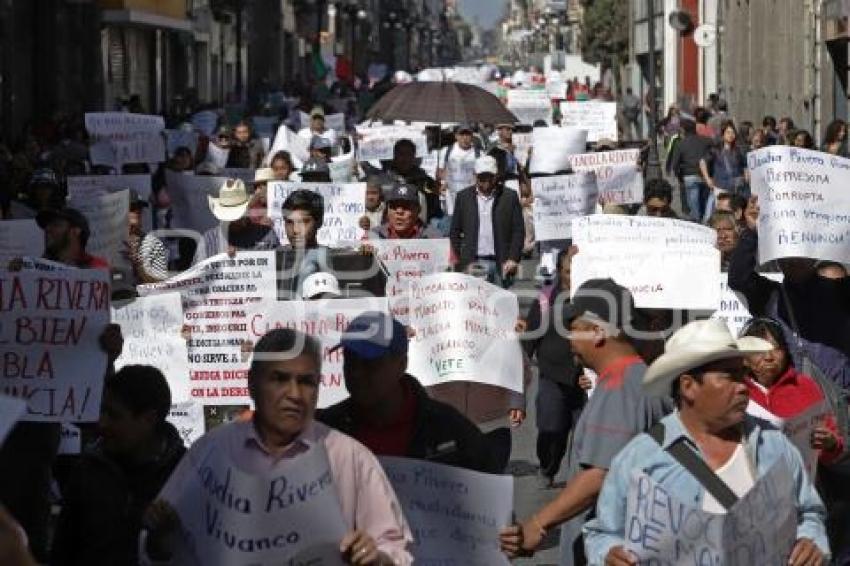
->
[164, 444, 347, 566]
[710, 273, 784, 336]
[165, 171, 227, 234]
[443, 154, 477, 215]
[781, 400, 830, 479]
[268, 182, 366, 247]
[85, 112, 165, 166]
[69, 189, 129, 267]
[356, 126, 428, 161]
[0, 395, 26, 446]
[191, 110, 219, 137]
[407, 273, 523, 393]
[246, 297, 389, 408]
[0, 220, 42, 266]
[300, 111, 346, 135]
[545, 75, 567, 99]
[530, 173, 598, 241]
[166, 129, 199, 157]
[749, 146, 850, 264]
[0, 268, 110, 421]
[513, 132, 532, 166]
[366, 239, 451, 323]
[560, 101, 618, 142]
[571, 214, 718, 248]
[506, 90, 552, 125]
[267, 123, 310, 167]
[419, 150, 440, 180]
[112, 293, 191, 404]
[567, 149, 643, 204]
[138, 252, 277, 405]
[528, 127, 588, 174]
[381, 457, 512, 566]
[571, 246, 721, 309]
[67, 174, 152, 201]
[625, 462, 796, 565]
[205, 142, 230, 169]
[167, 401, 205, 447]
[329, 153, 355, 183]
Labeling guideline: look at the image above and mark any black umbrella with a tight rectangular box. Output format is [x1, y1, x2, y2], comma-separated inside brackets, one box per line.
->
[366, 81, 518, 125]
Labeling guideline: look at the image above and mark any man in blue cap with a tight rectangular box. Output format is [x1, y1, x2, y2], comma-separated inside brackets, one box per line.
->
[317, 312, 503, 473]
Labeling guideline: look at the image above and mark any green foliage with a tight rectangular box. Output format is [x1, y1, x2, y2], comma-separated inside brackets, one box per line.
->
[579, 0, 629, 67]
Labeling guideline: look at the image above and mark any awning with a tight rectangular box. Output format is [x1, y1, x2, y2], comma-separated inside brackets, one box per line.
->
[101, 9, 193, 33]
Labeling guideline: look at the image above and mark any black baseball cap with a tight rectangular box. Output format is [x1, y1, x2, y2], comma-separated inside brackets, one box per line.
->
[384, 181, 419, 205]
[560, 278, 635, 331]
[36, 207, 91, 242]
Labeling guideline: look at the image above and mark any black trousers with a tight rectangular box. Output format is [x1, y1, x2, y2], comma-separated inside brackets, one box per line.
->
[535, 378, 584, 478]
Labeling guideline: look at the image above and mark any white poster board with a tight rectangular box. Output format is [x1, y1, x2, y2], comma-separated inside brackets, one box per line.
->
[381, 457, 512, 565]
[531, 173, 599, 241]
[191, 110, 219, 137]
[165, 171, 228, 234]
[567, 149, 643, 204]
[407, 273, 523, 393]
[528, 127, 588, 174]
[268, 181, 366, 247]
[560, 101, 618, 142]
[0, 268, 110, 421]
[67, 174, 152, 201]
[0, 395, 26, 446]
[0, 220, 43, 267]
[112, 293, 191, 404]
[266, 124, 310, 167]
[356, 126, 428, 161]
[571, 215, 718, 248]
[167, 402, 206, 447]
[506, 90, 552, 125]
[85, 112, 165, 167]
[749, 146, 850, 264]
[69, 189, 129, 267]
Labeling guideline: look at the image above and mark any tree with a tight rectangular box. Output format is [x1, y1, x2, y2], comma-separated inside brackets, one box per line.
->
[579, 0, 629, 85]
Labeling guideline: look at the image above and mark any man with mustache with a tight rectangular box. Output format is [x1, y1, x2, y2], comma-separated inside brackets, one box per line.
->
[583, 319, 829, 566]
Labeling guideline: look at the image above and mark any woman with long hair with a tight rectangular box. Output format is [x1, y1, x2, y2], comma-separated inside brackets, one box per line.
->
[822, 119, 848, 156]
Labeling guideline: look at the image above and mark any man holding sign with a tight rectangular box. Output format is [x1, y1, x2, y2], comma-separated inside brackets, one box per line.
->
[143, 328, 412, 565]
[583, 319, 828, 566]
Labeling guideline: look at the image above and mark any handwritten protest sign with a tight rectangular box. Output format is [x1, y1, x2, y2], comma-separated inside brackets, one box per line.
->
[191, 110, 219, 137]
[356, 126, 428, 161]
[112, 293, 191, 403]
[749, 146, 850, 263]
[138, 252, 277, 405]
[67, 174, 152, 201]
[625, 462, 796, 565]
[366, 239, 451, 323]
[268, 182, 366, 247]
[267, 123, 310, 167]
[507, 90, 552, 125]
[443, 154, 477, 215]
[0, 268, 110, 421]
[710, 273, 784, 336]
[407, 273, 523, 393]
[513, 132, 532, 167]
[85, 112, 165, 166]
[528, 127, 588, 174]
[168, 402, 205, 447]
[571, 246, 721, 309]
[572, 214, 718, 248]
[420, 150, 440, 180]
[165, 171, 227, 233]
[164, 444, 347, 566]
[531, 173, 598, 240]
[545, 75, 567, 99]
[0, 395, 26, 446]
[567, 149, 643, 204]
[0, 220, 42, 266]
[381, 457, 512, 566]
[70, 189, 129, 267]
[246, 297, 389, 408]
[560, 101, 618, 142]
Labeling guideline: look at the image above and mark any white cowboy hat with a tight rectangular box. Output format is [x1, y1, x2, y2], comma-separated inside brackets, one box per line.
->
[208, 178, 250, 222]
[643, 319, 773, 397]
[301, 272, 341, 299]
[253, 167, 275, 184]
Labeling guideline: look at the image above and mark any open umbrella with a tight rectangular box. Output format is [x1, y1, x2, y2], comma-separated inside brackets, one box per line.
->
[366, 81, 518, 125]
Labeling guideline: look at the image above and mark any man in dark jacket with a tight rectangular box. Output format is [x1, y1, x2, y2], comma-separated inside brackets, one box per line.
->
[51, 365, 186, 566]
[384, 139, 443, 223]
[317, 312, 504, 473]
[667, 118, 714, 222]
[449, 155, 524, 288]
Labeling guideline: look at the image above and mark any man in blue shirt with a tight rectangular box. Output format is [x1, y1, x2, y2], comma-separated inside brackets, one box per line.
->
[583, 319, 830, 566]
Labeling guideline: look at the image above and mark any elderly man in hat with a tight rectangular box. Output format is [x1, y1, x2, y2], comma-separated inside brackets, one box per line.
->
[501, 279, 671, 564]
[449, 155, 524, 288]
[370, 180, 442, 240]
[193, 178, 279, 263]
[583, 319, 829, 566]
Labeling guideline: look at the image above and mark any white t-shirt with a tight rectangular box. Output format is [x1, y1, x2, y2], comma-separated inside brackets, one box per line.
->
[438, 143, 478, 214]
[701, 443, 756, 513]
[297, 127, 337, 147]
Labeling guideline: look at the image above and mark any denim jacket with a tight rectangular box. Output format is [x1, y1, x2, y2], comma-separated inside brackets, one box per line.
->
[583, 412, 830, 564]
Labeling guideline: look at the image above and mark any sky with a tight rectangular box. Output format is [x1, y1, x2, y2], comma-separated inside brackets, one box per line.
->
[457, 0, 509, 29]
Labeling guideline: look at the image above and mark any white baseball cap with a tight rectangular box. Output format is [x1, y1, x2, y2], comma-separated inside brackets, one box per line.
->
[301, 272, 341, 300]
[474, 155, 498, 176]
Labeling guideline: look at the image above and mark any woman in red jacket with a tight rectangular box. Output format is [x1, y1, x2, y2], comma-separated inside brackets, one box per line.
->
[741, 317, 843, 464]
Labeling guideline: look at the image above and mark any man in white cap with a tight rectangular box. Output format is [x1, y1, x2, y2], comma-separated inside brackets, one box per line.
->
[193, 178, 280, 263]
[583, 319, 829, 566]
[301, 272, 342, 300]
[449, 154, 524, 288]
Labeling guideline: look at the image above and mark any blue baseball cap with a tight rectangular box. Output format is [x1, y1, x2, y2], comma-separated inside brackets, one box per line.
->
[334, 312, 408, 360]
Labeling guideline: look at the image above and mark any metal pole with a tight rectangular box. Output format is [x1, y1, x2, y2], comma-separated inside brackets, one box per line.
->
[235, 1, 243, 101]
[645, 0, 662, 180]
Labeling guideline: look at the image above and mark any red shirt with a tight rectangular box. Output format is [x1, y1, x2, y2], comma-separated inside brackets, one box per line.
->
[597, 355, 644, 391]
[353, 381, 417, 457]
[747, 367, 843, 463]
[80, 253, 111, 272]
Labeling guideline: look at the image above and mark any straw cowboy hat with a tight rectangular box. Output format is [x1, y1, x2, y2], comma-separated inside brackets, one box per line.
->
[643, 319, 773, 397]
[208, 178, 250, 222]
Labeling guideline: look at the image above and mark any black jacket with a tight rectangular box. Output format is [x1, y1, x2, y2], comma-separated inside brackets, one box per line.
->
[385, 164, 444, 221]
[317, 375, 502, 473]
[728, 228, 850, 358]
[523, 291, 584, 397]
[668, 134, 713, 178]
[449, 185, 525, 270]
[51, 423, 186, 566]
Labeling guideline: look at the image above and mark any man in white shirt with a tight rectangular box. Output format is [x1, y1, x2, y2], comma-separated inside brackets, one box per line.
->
[437, 124, 480, 215]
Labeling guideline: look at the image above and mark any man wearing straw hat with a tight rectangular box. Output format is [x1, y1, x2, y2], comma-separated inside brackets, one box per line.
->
[583, 319, 829, 566]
